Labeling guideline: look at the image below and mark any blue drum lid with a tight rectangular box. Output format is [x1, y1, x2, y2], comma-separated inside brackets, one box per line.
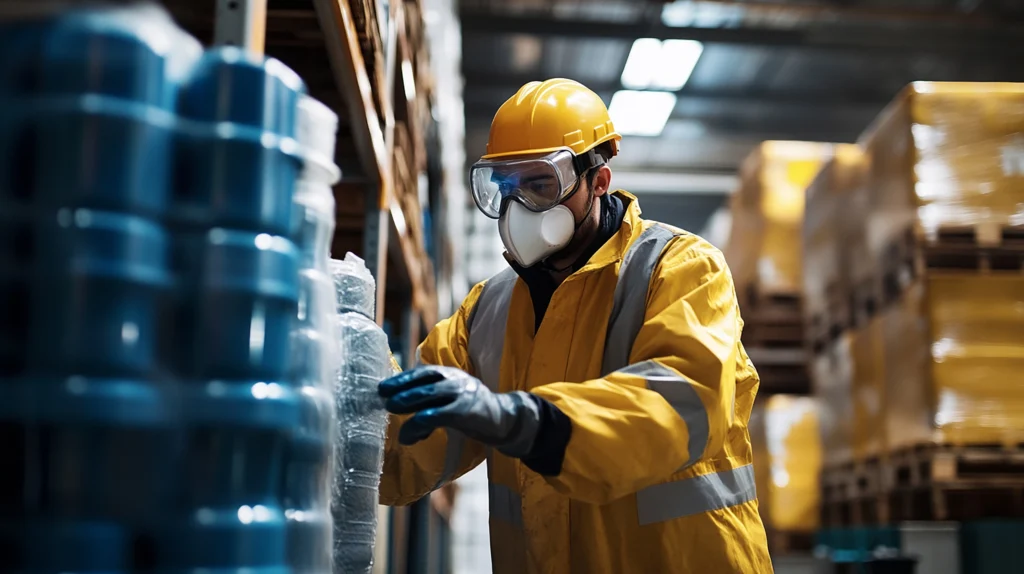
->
[170, 121, 301, 236]
[178, 379, 299, 429]
[198, 230, 299, 300]
[0, 6, 201, 107]
[0, 377, 172, 425]
[177, 46, 305, 138]
[34, 208, 170, 287]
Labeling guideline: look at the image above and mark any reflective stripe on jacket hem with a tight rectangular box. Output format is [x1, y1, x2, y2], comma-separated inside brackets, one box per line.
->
[489, 482, 523, 526]
[617, 360, 710, 469]
[636, 464, 757, 526]
[487, 465, 756, 528]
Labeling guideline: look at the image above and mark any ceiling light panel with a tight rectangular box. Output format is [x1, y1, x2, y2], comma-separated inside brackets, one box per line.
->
[620, 38, 703, 91]
[608, 90, 678, 137]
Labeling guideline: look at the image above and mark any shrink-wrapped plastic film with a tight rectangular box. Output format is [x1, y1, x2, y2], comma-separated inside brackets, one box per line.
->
[331, 253, 390, 574]
[885, 274, 1024, 447]
[859, 82, 1024, 280]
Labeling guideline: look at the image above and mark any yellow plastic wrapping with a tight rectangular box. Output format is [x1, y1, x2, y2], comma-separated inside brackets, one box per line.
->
[812, 334, 854, 467]
[750, 396, 822, 533]
[802, 147, 867, 339]
[925, 273, 1024, 444]
[851, 316, 886, 460]
[878, 274, 1024, 449]
[880, 281, 933, 450]
[861, 82, 1024, 256]
[726, 141, 849, 295]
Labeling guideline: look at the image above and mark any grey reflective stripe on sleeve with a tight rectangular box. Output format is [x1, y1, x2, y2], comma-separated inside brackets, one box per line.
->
[602, 224, 679, 376]
[488, 482, 523, 527]
[617, 360, 709, 469]
[636, 464, 757, 526]
[467, 268, 517, 392]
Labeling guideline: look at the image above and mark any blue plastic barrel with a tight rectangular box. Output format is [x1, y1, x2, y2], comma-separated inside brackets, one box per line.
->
[0, 9, 197, 218]
[29, 209, 170, 378]
[173, 48, 305, 236]
[164, 229, 300, 572]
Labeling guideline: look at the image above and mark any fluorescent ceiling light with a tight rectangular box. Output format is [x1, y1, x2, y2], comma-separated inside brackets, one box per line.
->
[608, 91, 677, 137]
[620, 38, 704, 91]
[662, 1, 745, 28]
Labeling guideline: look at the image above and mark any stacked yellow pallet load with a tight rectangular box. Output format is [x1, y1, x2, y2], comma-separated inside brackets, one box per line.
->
[725, 141, 856, 394]
[811, 82, 1024, 527]
[750, 396, 822, 553]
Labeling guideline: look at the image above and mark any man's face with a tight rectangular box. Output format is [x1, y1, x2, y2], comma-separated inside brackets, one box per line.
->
[562, 164, 611, 225]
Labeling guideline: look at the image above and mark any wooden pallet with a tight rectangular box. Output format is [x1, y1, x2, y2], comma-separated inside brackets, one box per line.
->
[822, 444, 1024, 526]
[741, 287, 805, 348]
[918, 224, 1024, 272]
[821, 458, 886, 526]
[745, 348, 811, 394]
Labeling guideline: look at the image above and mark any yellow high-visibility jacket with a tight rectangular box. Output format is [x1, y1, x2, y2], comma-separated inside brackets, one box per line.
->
[380, 191, 772, 573]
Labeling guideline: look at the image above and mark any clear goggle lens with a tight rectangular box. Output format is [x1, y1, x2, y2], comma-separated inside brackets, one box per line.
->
[470, 150, 580, 219]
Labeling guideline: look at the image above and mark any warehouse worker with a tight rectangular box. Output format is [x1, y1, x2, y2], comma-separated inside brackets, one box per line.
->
[377, 78, 772, 573]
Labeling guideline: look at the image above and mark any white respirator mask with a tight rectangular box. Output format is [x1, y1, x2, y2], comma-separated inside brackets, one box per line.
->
[498, 200, 576, 268]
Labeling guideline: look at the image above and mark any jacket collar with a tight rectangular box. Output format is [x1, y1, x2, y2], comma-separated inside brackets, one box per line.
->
[574, 189, 643, 274]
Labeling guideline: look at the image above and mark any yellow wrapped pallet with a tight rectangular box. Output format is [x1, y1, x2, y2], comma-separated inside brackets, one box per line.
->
[803, 147, 867, 342]
[882, 274, 1024, 449]
[812, 335, 854, 467]
[851, 317, 886, 460]
[726, 141, 849, 297]
[860, 82, 1024, 272]
[750, 396, 823, 533]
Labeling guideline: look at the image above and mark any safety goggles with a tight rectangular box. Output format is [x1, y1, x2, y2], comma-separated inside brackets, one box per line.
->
[470, 149, 606, 219]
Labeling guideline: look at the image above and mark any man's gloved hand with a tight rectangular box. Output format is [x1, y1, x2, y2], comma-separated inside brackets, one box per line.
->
[378, 365, 543, 458]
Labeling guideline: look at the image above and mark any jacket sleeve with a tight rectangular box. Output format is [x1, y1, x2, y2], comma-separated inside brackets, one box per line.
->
[529, 241, 740, 505]
[378, 283, 489, 506]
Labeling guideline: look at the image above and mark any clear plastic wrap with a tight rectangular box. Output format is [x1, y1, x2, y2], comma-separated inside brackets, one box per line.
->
[750, 396, 822, 533]
[330, 253, 377, 319]
[861, 82, 1024, 248]
[725, 141, 853, 296]
[331, 253, 390, 574]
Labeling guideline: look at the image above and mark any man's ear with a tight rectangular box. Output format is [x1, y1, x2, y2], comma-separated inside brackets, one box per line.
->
[592, 165, 612, 197]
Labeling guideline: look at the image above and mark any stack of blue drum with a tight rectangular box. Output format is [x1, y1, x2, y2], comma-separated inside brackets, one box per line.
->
[0, 6, 334, 573]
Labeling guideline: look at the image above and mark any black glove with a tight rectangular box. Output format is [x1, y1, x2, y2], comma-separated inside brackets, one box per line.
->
[378, 365, 543, 458]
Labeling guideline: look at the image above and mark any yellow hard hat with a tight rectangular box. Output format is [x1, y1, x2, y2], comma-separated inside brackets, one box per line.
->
[483, 78, 621, 160]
